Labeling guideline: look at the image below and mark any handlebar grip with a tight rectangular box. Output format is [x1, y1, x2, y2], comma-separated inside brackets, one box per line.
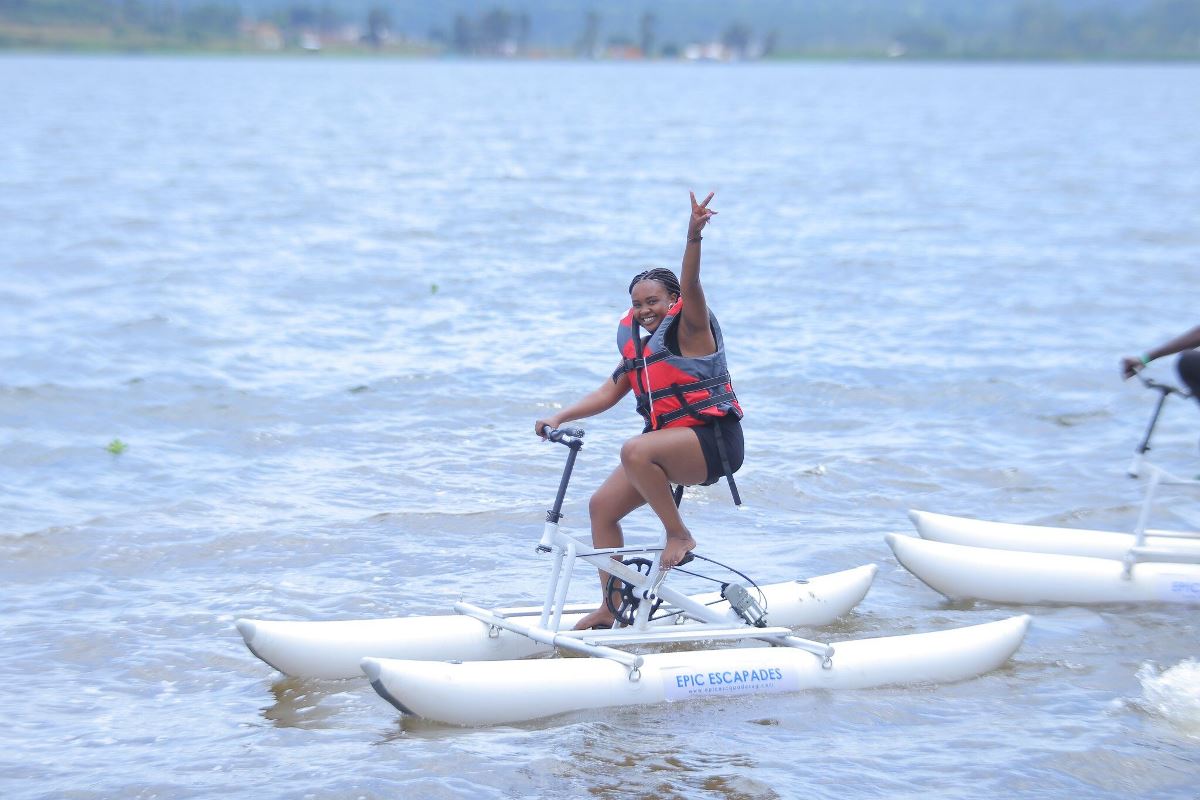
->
[544, 425, 585, 443]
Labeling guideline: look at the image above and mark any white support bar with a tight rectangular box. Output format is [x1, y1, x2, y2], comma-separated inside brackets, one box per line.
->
[654, 583, 748, 627]
[1123, 464, 1200, 574]
[455, 601, 644, 671]
[496, 602, 596, 617]
[768, 634, 836, 662]
[589, 544, 665, 557]
[566, 625, 794, 646]
[549, 542, 577, 631]
[1127, 547, 1200, 566]
[1133, 469, 1161, 547]
[652, 583, 834, 661]
[1144, 529, 1200, 540]
[583, 554, 664, 588]
[540, 525, 566, 633]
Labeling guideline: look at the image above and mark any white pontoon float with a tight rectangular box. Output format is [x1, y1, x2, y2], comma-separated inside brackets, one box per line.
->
[890, 378, 1200, 605]
[237, 565, 877, 680]
[363, 615, 1031, 726]
[239, 427, 1029, 725]
[907, 509, 1200, 562]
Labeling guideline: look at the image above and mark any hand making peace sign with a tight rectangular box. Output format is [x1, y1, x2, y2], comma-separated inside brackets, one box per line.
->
[688, 191, 717, 238]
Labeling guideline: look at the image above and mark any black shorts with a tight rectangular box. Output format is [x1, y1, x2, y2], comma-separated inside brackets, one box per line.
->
[1178, 351, 1200, 399]
[691, 417, 744, 486]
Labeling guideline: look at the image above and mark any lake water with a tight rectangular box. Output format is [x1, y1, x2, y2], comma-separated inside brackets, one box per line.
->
[2, 55, 1199, 798]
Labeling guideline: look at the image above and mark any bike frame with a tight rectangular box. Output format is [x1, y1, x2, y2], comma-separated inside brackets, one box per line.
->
[1122, 461, 1200, 576]
[1121, 378, 1200, 575]
[453, 426, 834, 678]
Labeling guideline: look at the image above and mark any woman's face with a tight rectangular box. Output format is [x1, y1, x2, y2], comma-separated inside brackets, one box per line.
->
[630, 279, 678, 334]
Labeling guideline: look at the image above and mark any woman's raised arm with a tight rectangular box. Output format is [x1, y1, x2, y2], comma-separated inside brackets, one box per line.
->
[677, 190, 718, 357]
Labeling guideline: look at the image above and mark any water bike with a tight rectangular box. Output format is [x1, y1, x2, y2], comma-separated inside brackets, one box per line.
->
[239, 426, 1029, 726]
[890, 378, 1200, 605]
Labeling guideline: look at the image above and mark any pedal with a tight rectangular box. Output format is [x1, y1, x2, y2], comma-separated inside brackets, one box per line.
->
[721, 583, 767, 628]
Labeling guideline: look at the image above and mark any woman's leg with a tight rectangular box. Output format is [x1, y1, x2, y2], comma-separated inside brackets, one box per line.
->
[572, 466, 648, 630]
[619, 426, 709, 568]
[573, 428, 708, 629]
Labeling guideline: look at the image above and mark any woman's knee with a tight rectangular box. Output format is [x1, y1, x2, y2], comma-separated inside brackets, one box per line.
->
[619, 435, 650, 468]
[620, 429, 707, 486]
[589, 483, 630, 525]
[590, 492, 639, 531]
[588, 491, 612, 523]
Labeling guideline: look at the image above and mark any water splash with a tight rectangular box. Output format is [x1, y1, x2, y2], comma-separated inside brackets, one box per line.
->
[1137, 659, 1200, 738]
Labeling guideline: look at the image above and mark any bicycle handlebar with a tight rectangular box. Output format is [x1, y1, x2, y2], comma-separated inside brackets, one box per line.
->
[1139, 375, 1191, 398]
[542, 425, 585, 444]
[1129, 373, 1192, 477]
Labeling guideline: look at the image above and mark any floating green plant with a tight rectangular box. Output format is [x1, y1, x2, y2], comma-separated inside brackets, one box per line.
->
[430, 283, 439, 295]
[106, 439, 127, 455]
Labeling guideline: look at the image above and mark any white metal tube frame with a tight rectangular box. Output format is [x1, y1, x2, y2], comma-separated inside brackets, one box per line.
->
[1122, 462, 1200, 577]
[455, 425, 836, 676]
[460, 515, 836, 676]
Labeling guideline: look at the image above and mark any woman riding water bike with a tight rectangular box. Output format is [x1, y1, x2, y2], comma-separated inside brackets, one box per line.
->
[534, 191, 743, 631]
[1122, 325, 1200, 399]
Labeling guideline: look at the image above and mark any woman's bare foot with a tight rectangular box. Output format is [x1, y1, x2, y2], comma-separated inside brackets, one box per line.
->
[572, 607, 617, 631]
[661, 529, 697, 569]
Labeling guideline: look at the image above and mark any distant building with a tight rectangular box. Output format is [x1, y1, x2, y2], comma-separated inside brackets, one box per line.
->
[243, 21, 283, 51]
[604, 44, 643, 60]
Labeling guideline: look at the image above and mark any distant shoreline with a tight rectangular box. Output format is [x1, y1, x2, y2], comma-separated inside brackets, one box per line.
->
[2, 44, 1199, 63]
[6, 1, 1199, 65]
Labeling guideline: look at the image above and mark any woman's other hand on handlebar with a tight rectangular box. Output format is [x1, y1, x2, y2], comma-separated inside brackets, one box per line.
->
[534, 417, 561, 438]
[1120, 355, 1146, 380]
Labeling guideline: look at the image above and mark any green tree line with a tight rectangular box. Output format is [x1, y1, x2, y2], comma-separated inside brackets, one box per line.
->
[1, 0, 1197, 58]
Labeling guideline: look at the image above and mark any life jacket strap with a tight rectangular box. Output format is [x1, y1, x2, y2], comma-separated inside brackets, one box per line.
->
[646, 372, 733, 403]
[656, 390, 739, 427]
[712, 417, 743, 506]
[611, 351, 670, 382]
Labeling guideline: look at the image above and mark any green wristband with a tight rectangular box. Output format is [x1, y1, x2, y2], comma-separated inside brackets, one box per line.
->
[1140, 354, 1153, 366]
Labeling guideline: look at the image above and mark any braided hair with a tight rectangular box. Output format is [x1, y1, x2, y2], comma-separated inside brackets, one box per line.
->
[628, 267, 681, 297]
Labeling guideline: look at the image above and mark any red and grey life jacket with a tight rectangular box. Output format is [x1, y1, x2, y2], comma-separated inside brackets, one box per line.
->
[613, 297, 743, 432]
[613, 297, 744, 505]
